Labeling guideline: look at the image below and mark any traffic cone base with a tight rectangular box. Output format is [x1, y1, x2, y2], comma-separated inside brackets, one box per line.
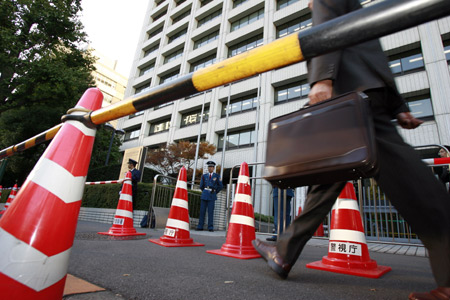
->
[306, 182, 391, 278]
[207, 162, 261, 259]
[307, 257, 391, 278]
[207, 243, 261, 259]
[98, 171, 145, 237]
[149, 167, 204, 247]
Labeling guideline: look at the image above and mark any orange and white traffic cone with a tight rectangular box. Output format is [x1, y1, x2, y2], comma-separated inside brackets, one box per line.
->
[0, 184, 18, 216]
[0, 88, 103, 299]
[149, 167, 204, 247]
[314, 223, 324, 237]
[98, 171, 145, 237]
[306, 182, 391, 278]
[207, 162, 261, 259]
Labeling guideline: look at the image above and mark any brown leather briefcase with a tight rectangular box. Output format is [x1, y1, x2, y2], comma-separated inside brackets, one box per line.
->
[264, 92, 377, 188]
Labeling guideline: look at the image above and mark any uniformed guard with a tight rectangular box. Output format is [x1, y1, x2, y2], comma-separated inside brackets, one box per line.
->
[196, 161, 223, 232]
[127, 158, 141, 211]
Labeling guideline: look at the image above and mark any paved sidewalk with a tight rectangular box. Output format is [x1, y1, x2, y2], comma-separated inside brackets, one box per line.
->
[64, 221, 434, 300]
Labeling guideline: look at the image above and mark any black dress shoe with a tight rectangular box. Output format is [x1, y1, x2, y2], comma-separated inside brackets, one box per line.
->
[409, 287, 450, 300]
[252, 239, 291, 279]
[195, 228, 203, 231]
[266, 236, 277, 242]
[209, 229, 214, 232]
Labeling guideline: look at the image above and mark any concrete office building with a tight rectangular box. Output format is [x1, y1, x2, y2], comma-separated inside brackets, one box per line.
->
[117, 0, 450, 214]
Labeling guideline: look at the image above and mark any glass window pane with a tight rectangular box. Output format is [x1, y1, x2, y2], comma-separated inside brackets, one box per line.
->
[389, 59, 402, 74]
[408, 99, 433, 118]
[239, 131, 251, 145]
[231, 102, 242, 113]
[218, 136, 224, 149]
[228, 134, 238, 148]
[241, 99, 252, 111]
[277, 89, 288, 102]
[300, 83, 310, 97]
[445, 45, 450, 61]
[288, 85, 301, 99]
[401, 53, 424, 72]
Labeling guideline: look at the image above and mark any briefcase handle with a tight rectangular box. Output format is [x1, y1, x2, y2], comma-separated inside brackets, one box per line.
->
[300, 91, 368, 111]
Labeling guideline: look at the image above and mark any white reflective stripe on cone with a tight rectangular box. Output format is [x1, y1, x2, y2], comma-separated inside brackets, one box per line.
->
[332, 198, 359, 211]
[114, 209, 133, 219]
[29, 158, 85, 204]
[230, 214, 254, 227]
[0, 228, 71, 291]
[166, 218, 190, 231]
[329, 229, 366, 244]
[171, 198, 188, 209]
[233, 193, 252, 205]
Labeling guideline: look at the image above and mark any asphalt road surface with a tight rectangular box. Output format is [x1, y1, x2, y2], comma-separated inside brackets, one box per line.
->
[65, 221, 435, 300]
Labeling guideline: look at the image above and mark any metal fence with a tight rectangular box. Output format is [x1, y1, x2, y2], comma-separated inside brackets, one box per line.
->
[227, 146, 450, 246]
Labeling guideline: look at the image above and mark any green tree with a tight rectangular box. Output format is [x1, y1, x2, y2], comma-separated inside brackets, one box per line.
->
[146, 141, 217, 182]
[0, 0, 96, 186]
[89, 125, 123, 170]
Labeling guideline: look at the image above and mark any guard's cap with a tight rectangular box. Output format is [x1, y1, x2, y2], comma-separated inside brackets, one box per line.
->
[206, 161, 216, 167]
[128, 158, 138, 166]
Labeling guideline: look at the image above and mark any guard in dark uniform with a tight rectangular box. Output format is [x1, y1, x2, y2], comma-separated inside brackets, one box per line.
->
[196, 161, 223, 232]
[127, 158, 141, 211]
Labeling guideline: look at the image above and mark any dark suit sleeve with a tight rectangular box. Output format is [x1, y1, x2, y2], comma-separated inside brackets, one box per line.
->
[308, 0, 360, 86]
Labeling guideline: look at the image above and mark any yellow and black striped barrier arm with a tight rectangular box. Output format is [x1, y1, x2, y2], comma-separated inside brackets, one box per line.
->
[1, 0, 449, 159]
[0, 124, 61, 159]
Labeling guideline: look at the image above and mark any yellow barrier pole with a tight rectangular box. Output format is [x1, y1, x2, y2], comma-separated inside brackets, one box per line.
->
[1, 0, 449, 158]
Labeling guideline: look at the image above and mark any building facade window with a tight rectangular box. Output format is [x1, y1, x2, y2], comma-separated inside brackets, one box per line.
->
[148, 26, 163, 40]
[124, 126, 141, 141]
[164, 48, 184, 64]
[139, 63, 155, 76]
[193, 30, 220, 49]
[200, 0, 213, 7]
[149, 119, 171, 135]
[168, 28, 188, 44]
[172, 10, 191, 24]
[230, 7, 264, 32]
[144, 43, 159, 57]
[175, 0, 186, 6]
[275, 80, 310, 104]
[404, 92, 434, 119]
[276, 14, 312, 38]
[190, 54, 217, 72]
[221, 93, 258, 117]
[197, 9, 222, 28]
[180, 108, 210, 127]
[135, 81, 151, 95]
[129, 111, 145, 119]
[228, 34, 263, 57]
[152, 10, 167, 22]
[160, 70, 180, 84]
[218, 128, 256, 150]
[444, 38, 450, 62]
[277, 0, 299, 10]
[233, 0, 249, 8]
[388, 48, 425, 75]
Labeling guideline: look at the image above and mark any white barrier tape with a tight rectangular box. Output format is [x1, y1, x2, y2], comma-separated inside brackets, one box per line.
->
[176, 180, 187, 190]
[332, 198, 359, 211]
[233, 193, 252, 205]
[166, 218, 189, 231]
[0, 228, 71, 291]
[114, 209, 133, 219]
[171, 198, 188, 209]
[230, 214, 254, 227]
[29, 158, 85, 204]
[329, 229, 366, 244]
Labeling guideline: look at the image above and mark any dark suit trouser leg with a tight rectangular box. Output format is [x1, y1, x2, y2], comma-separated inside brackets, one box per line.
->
[277, 91, 450, 286]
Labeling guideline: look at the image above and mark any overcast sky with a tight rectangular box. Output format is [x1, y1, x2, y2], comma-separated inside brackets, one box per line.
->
[80, 0, 149, 76]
